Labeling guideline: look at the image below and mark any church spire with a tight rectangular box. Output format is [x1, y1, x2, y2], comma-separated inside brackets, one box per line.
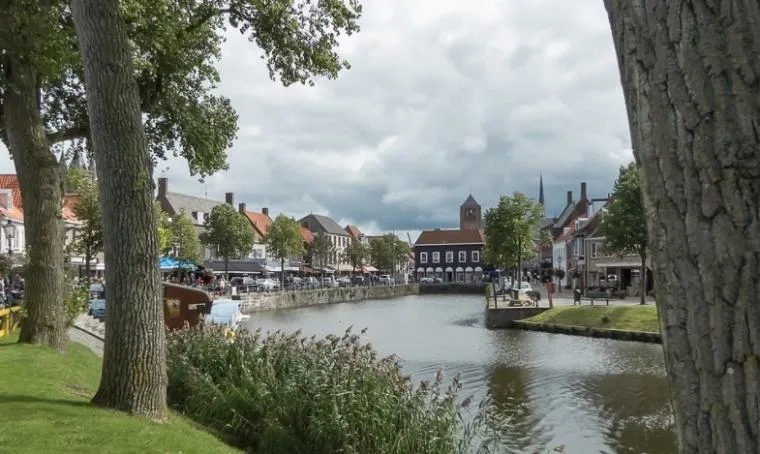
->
[538, 173, 545, 206]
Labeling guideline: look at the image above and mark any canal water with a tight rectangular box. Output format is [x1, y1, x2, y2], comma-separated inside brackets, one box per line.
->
[244, 294, 676, 454]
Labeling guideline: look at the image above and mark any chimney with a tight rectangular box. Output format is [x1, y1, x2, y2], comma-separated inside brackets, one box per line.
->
[225, 192, 234, 206]
[158, 177, 168, 198]
[262, 207, 269, 216]
[566, 190, 573, 206]
[238, 202, 246, 214]
[580, 182, 587, 201]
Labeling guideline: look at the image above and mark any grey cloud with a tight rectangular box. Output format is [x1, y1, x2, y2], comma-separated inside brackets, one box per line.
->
[0, 0, 633, 233]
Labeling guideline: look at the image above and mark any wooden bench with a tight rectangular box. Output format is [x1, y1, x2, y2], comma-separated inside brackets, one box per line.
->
[574, 296, 610, 306]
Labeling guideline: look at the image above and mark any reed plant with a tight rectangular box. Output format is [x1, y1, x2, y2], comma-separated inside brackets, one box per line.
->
[166, 325, 497, 454]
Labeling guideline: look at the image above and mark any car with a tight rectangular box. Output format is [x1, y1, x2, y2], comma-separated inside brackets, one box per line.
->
[336, 277, 352, 287]
[205, 299, 248, 332]
[378, 275, 394, 285]
[350, 275, 365, 285]
[89, 299, 107, 320]
[419, 277, 435, 283]
[321, 277, 339, 288]
[256, 278, 276, 291]
[89, 283, 105, 300]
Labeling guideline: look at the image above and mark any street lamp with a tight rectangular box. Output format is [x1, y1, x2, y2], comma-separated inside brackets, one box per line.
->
[3, 220, 15, 257]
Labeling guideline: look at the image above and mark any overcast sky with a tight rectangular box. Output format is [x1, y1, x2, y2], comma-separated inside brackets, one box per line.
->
[0, 0, 632, 239]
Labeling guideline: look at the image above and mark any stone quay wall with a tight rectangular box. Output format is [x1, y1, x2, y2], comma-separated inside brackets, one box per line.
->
[240, 284, 419, 313]
[419, 283, 487, 294]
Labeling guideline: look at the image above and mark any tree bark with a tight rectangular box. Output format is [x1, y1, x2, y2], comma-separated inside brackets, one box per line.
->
[639, 252, 646, 305]
[605, 1, 760, 452]
[71, 0, 166, 420]
[2, 58, 66, 350]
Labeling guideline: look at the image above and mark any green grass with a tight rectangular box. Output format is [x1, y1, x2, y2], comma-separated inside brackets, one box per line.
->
[522, 305, 660, 333]
[0, 334, 241, 454]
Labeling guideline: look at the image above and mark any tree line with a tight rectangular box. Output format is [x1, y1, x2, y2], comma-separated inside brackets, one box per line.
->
[1, 0, 756, 451]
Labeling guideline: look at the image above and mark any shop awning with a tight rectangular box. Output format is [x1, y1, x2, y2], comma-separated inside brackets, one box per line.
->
[362, 265, 379, 273]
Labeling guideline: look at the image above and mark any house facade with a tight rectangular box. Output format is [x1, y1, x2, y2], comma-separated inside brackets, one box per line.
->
[413, 194, 485, 283]
[299, 214, 351, 271]
[155, 177, 227, 261]
[414, 229, 485, 282]
[238, 203, 272, 260]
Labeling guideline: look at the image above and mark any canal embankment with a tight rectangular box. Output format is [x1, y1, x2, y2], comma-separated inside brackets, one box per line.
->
[488, 303, 662, 343]
[419, 283, 486, 294]
[240, 284, 419, 313]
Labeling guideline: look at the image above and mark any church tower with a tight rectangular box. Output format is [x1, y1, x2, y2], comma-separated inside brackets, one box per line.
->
[459, 194, 482, 230]
[538, 173, 545, 216]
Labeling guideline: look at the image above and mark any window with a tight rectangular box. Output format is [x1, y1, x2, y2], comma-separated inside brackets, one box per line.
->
[591, 243, 602, 258]
[458, 251, 466, 262]
[432, 252, 440, 263]
[445, 251, 454, 263]
[471, 250, 480, 262]
[420, 252, 428, 264]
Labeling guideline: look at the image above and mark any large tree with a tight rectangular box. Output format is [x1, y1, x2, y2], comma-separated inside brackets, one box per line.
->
[605, 2, 760, 451]
[345, 238, 369, 274]
[483, 192, 543, 285]
[369, 234, 409, 273]
[68, 173, 103, 284]
[0, 0, 361, 348]
[600, 163, 647, 305]
[168, 210, 202, 264]
[309, 232, 334, 279]
[199, 204, 253, 279]
[264, 214, 304, 289]
[72, 0, 166, 419]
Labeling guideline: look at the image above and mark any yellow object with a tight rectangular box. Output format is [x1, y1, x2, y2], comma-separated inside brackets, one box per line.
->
[0, 306, 21, 338]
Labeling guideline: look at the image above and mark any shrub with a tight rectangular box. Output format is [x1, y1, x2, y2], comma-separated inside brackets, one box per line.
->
[63, 283, 88, 326]
[166, 326, 495, 454]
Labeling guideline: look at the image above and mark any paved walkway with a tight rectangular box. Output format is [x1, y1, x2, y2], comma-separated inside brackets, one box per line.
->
[486, 286, 656, 309]
[68, 314, 104, 358]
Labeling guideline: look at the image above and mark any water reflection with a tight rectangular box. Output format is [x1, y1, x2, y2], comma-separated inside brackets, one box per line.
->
[244, 294, 677, 453]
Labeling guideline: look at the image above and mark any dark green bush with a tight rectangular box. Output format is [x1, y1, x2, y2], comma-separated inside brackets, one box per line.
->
[166, 326, 494, 454]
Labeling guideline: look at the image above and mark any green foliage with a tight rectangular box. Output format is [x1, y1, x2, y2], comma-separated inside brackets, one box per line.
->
[483, 193, 543, 269]
[169, 210, 202, 263]
[2, 0, 363, 176]
[155, 202, 172, 253]
[309, 232, 334, 270]
[0, 255, 12, 278]
[369, 234, 409, 272]
[63, 283, 88, 326]
[600, 163, 647, 258]
[166, 326, 495, 454]
[345, 238, 369, 272]
[65, 167, 91, 193]
[199, 204, 253, 261]
[264, 214, 304, 261]
[69, 177, 103, 263]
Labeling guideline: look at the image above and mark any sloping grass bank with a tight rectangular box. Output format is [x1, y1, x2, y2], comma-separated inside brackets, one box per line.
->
[0, 334, 240, 454]
[522, 305, 660, 333]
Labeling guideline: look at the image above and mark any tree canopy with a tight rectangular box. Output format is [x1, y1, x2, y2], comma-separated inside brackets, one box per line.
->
[68, 174, 102, 278]
[309, 233, 334, 273]
[600, 163, 647, 258]
[345, 238, 369, 272]
[483, 193, 543, 272]
[167, 211, 202, 263]
[199, 204, 253, 264]
[265, 214, 304, 262]
[369, 234, 409, 272]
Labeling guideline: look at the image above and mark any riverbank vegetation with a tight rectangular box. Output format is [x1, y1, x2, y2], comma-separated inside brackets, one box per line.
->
[523, 306, 659, 333]
[166, 326, 494, 454]
[0, 334, 240, 454]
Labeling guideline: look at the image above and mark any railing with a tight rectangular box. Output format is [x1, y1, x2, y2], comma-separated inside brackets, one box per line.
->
[0, 306, 22, 338]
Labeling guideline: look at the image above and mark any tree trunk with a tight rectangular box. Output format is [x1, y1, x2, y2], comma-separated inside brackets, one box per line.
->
[639, 252, 646, 305]
[605, 1, 760, 452]
[84, 250, 92, 288]
[281, 257, 285, 290]
[2, 57, 66, 350]
[71, 0, 166, 420]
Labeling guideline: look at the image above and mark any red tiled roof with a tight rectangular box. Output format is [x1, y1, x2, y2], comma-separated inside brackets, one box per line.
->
[345, 224, 361, 239]
[243, 210, 272, 237]
[301, 227, 314, 243]
[62, 194, 81, 222]
[0, 174, 22, 208]
[415, 229, 484, 245]
[0, 206, 23, 222]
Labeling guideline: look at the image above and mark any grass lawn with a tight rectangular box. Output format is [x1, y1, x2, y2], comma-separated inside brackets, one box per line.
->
[523, 305, 660, 333]
[0, 333, 241, 454]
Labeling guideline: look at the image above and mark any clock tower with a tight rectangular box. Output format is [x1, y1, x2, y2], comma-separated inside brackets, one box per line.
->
[459, 194, 482, 230]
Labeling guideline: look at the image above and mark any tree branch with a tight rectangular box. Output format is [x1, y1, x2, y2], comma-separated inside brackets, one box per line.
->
[47, 123, 89, 144]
